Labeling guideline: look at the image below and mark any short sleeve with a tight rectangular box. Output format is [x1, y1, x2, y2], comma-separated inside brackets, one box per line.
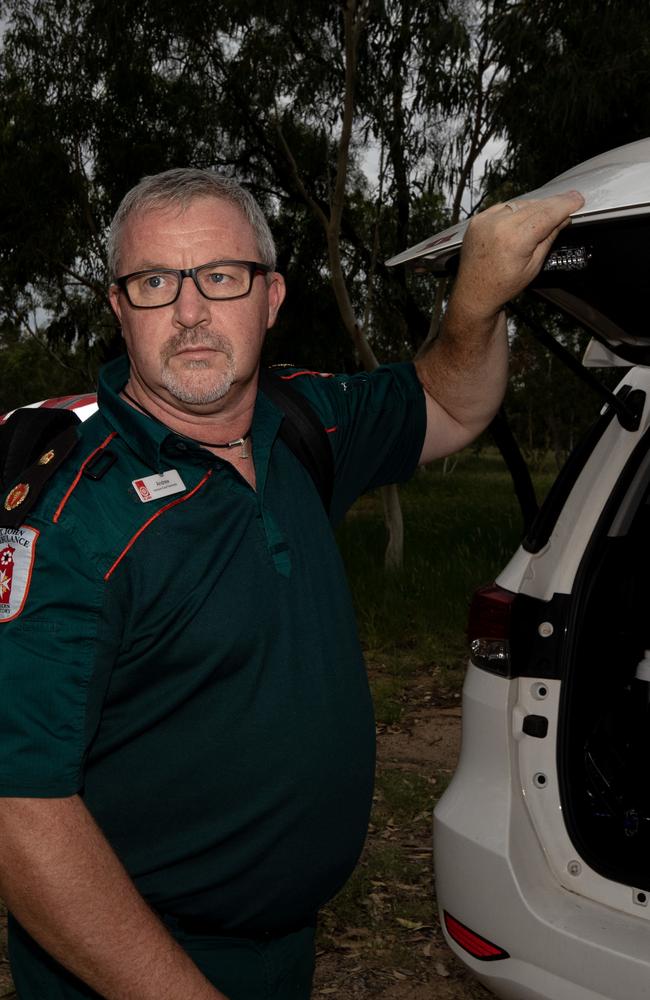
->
[0, 517, 104, 796]
[285, 363, 427, 523]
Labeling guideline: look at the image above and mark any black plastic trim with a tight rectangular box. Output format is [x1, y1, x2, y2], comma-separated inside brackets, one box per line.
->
[508, 301, 642, 428]
[523, 398, 619, 554]
[469, 591, 571, 681]
[522, 715, 549, 738]
[557, 420, 650, 887]
[509, 592, 571, 680]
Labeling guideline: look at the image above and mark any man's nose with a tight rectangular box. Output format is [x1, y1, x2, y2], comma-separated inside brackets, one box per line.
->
[172, 275, 212, 328]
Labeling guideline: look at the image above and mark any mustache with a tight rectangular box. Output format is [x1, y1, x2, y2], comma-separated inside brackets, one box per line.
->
[160, 329, 235, 364]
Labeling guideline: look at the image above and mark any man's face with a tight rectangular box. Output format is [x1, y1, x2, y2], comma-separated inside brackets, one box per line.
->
[108, 197, 285, 412]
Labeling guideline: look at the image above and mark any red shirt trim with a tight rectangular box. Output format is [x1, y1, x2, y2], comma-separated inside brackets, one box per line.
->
[53, 433, 118, 523]
[104, 471, 212, 581]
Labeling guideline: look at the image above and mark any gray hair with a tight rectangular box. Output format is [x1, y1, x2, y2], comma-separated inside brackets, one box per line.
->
[107, 168, 277, 278]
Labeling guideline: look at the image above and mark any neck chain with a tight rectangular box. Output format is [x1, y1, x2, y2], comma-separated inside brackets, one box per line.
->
[121, 389, 252, 459]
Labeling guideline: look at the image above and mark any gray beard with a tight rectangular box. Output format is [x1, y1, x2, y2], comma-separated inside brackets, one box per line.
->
[159, 330, 236, 405]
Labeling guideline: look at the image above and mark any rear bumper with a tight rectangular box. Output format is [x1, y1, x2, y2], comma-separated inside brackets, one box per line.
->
[433, 664, 650, 1000]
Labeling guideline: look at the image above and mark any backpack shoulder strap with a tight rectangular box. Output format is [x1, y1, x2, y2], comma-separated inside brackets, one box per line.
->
[0, 376, 336, 520]
[259, 368, 334, 514]
[0, 408, 81, 527]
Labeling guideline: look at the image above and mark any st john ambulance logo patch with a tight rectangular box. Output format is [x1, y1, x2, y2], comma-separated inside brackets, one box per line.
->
[0, 525, 39, 622]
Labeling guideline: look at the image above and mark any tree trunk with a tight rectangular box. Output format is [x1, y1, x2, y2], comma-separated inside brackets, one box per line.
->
[381, 481, 404, 572]
[275, 0, 406, 570]
[489, 409, 538, 532]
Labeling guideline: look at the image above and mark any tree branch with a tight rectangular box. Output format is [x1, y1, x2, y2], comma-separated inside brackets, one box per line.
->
[272, 116, 329, 230]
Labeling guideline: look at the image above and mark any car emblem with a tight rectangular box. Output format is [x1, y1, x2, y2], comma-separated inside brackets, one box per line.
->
[4, 483, 30, 511]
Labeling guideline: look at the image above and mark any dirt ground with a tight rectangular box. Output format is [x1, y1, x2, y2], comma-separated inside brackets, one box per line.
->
[312, 683, 492, 1000]
[0, 690, 491, 1000]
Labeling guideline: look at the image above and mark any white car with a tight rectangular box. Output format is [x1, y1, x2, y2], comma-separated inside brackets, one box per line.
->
[387, 137, 650, 1000]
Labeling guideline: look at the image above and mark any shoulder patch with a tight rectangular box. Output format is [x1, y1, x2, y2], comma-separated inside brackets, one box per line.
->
[0, 418, 80, 528]
[0, 525, 39, 622]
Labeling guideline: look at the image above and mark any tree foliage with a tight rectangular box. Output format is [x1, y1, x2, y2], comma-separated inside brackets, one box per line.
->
[2, 0, 650, 501]
[489, 0, 650, 192]
[0, 0, 485, 407]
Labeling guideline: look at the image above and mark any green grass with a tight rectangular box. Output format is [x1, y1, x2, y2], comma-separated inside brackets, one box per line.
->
[319, 769, 450, 964]
[374, 769, 441, 827]
[338, 448, 554, 677]
[318, 452, 550, 982]
[368, 675, 406, 726]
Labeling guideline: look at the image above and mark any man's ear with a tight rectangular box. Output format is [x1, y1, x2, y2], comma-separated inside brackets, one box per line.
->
[266, 273, 287, 330]
[108, 284, 123, 324]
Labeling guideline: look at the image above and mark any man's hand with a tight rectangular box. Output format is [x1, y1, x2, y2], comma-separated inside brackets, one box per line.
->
[452, 190, 586, 323]
[415, 189, 585, 463]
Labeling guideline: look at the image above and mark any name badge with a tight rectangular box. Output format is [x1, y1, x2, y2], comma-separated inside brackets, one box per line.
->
[132, 469, 186, 503]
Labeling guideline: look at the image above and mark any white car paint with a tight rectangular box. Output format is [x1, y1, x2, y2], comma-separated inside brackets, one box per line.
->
[384, 136, 650, 999]
[386, 136, 650, 269]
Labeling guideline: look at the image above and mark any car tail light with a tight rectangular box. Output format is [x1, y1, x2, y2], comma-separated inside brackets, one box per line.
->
[468, 583, 516, 677]
[443, 911, 510, 961]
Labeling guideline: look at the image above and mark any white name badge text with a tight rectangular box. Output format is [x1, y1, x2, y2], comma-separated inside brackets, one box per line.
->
[132, 470, 186, 503]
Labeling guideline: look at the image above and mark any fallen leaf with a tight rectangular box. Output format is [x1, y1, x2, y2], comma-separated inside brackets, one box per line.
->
[435, 960, 451, 978]
[339, 927, 372, 941]
[395, 917, 426, 930]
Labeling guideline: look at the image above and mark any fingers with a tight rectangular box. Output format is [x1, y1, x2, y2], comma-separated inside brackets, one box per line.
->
[497, 190, 585, 214]
[512, 191, 585, 266]
[452, 189, 586, 321]
[478, 203, 506, 217]
[495, 189, 585, 237]
[482, 190, 585, 260]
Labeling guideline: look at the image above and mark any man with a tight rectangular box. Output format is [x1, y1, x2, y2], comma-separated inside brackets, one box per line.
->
[0, 169, 583, 999]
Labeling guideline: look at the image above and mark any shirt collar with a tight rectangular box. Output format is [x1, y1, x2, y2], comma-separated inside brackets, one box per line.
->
[98, 356, 175, 472]
[97, 355, 284, 476]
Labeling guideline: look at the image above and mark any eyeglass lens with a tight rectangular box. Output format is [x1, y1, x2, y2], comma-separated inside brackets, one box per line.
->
[126, 262, 254, 307]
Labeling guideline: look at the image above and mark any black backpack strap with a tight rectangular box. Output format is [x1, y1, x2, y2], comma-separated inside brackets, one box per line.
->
[259, 369, 335, 514]
[0, 377, 335, 521]
[0, 408, 80, 527]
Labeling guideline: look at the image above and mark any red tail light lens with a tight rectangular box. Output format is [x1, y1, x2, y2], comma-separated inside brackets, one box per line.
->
[443, 911, 510, 961]
[468, 583, 516, 676]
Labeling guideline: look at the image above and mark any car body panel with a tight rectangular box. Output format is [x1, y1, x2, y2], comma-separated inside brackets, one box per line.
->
[386, 137, 650, 269]
[498, 368, 650, 600]
[435, 668, 650, 1000]
[433, 371, 650, 998]
[418, 139, 650, 999]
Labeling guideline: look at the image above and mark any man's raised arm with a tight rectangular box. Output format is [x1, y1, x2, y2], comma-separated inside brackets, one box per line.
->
[415, 191, 585, 464]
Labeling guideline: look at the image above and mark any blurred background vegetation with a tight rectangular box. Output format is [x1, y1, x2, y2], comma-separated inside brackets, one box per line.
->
[2, 0, 650, 459]
[2, 6, 650, 989]
[2, 0, 650, 571]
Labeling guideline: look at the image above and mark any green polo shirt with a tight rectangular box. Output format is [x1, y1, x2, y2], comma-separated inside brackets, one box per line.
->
[0, 356, 426, 933]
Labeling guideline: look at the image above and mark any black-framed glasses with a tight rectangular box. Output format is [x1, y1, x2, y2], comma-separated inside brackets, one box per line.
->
[114, 259, 272, 309]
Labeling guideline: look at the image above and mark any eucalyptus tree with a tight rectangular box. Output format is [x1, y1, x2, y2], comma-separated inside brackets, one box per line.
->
[482, 0, 650, 474]
[490, 0, 650, 193]
[2, 0, 486, 565]
[0, 0, 225, 394]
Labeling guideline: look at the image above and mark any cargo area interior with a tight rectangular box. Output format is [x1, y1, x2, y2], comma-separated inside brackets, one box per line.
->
[531, 215, 650, 363]
[559, 434, 650, 889]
